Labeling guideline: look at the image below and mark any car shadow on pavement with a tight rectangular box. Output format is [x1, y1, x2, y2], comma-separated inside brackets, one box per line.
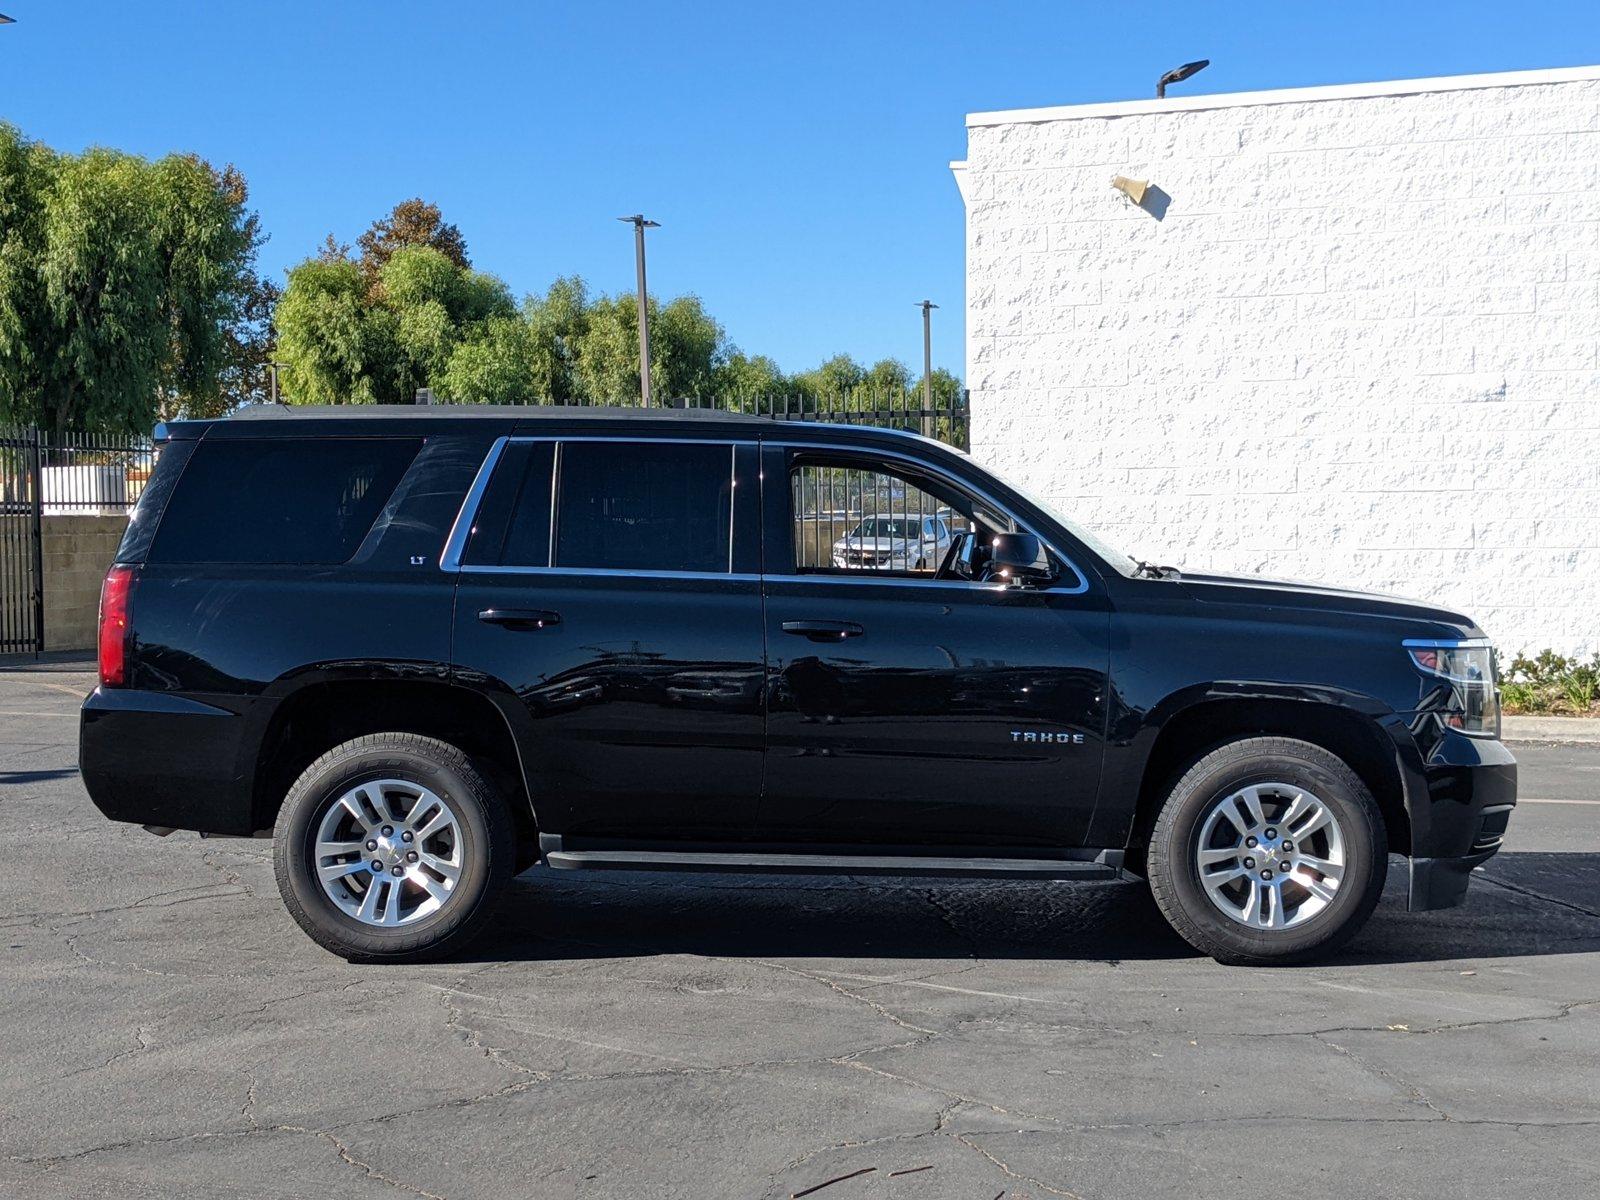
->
[459, 851, 1600, 967]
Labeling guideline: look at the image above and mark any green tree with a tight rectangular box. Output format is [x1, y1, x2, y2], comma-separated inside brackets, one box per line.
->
[0, 124, 262, 433]
[791, 353, 865, 409]
[522, 276, 589, 402]
[712, 351, 787, 405]
[571, 293, 639, 403]
[275, 244, 512, 404]
[382, 245, 513, 397]
[274, 258, 387, 404]
[438, 315, 541, 405]
[0, 124, 54, 427]
[356, 198, 468, 293]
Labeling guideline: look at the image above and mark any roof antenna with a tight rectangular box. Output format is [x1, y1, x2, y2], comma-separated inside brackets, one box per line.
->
[1157, 59, 1209, 98]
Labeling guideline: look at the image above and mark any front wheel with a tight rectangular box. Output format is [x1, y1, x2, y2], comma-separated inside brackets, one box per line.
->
[273, 733, 514, 962]
[1147, 737, 1386, 966]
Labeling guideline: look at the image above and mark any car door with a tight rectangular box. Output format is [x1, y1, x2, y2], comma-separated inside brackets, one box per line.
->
[757, 442, 1111, 849]
[448, 434, 766, 841]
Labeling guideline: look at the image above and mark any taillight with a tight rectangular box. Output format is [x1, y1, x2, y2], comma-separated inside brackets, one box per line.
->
[98, 565, 136, 687]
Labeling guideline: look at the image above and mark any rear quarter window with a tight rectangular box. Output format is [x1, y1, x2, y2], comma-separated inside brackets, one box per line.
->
[148, 437, 422, 565]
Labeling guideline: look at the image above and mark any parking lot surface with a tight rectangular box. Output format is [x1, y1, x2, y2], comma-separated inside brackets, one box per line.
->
[2, 660, 1597, 1200]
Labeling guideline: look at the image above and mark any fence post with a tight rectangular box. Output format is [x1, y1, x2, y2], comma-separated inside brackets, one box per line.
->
[27, 429, 44, 654]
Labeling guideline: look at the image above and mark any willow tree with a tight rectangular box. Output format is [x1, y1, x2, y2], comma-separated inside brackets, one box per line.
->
[0, 123, 264, 433]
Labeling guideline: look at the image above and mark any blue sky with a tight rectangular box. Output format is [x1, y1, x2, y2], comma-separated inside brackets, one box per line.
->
[4, 1, 1597, 378]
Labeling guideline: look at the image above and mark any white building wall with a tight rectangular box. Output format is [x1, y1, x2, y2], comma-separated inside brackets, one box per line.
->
[957, 66, 1600, 657]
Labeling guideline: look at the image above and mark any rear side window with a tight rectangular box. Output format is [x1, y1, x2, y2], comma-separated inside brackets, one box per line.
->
[149, 437, 421, 565]
[554, 441, 732, 573]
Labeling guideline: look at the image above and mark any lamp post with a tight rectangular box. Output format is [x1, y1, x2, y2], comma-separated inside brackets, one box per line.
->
[1156, 59, 1210, 99]
[617, 214, 660, 406]
[917, 300, 938, 437]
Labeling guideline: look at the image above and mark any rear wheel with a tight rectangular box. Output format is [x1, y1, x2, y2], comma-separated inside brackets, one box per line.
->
[273, 733, 514, 962]
[1147, 737, 1386, 966]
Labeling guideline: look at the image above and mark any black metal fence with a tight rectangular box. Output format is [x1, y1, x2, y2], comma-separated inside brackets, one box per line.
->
[0, 429, 156, 654]
[421, 389, 972, 452]
[664, 389, 971, 452]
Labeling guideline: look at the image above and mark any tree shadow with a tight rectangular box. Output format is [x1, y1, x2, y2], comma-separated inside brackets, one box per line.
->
[460, 852, 1600, 967]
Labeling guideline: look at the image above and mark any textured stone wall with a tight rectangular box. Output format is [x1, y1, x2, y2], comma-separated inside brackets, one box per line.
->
[961, 69, 1600, 656]
[42, 516, 125, 652]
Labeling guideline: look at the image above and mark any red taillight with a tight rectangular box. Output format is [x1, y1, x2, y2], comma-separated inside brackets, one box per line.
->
[98, 565, 135, 687]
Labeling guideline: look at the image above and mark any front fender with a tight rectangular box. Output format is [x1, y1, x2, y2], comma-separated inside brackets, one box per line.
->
[1088, 680, 1405, 850]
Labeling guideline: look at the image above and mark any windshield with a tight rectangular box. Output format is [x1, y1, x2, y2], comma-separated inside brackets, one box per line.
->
[847, 518, 919, 539]
[950, 452, 1139, 577]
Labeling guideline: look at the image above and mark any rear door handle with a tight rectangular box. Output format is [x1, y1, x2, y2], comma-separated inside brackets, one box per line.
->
[478, 608, 562, 631]
[781, 619, 864, 641]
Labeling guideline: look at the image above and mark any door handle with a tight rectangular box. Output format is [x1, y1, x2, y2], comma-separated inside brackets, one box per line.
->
[781, 619, 864, 641]
[478, 608, 562, 631]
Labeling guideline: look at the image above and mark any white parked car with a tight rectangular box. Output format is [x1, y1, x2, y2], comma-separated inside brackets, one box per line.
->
[832, 515, 953, 571]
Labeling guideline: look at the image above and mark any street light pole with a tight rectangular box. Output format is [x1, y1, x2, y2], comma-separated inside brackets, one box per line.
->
[617, 215, 660, 406]
[918, 300, 938, 436]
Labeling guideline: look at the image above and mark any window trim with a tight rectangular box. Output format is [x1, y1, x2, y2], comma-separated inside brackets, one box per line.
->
[440, 435, 748, 578]
[770, 440, 1091, 595]
[441, 434, 1092, 595]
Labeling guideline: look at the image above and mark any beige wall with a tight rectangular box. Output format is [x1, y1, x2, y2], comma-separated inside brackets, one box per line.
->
[42, 515, 126, 652]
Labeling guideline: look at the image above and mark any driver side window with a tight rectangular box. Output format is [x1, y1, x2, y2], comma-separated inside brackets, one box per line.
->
[789, 456, 986, 580]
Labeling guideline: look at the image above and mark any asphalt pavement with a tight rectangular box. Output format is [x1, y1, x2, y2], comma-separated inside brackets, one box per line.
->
[2, 661, 1597, 1200]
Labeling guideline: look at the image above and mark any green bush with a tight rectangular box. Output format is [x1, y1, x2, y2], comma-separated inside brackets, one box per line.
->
[1500, 650, 1600, 716]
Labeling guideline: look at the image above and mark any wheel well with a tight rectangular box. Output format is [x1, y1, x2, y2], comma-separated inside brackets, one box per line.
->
[251, 680, 536, 855]
[1127, 699, 1409, 866]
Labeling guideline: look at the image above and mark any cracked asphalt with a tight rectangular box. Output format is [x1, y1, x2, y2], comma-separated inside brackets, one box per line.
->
[2, 660, 1598, 1200]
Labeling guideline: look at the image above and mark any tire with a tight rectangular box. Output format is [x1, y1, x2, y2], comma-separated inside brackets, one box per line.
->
[1147, 737, 1386, 966]
[273, 733, 515, 963]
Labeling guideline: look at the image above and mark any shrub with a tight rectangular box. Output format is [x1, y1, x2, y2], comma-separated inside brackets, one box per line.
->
[1500, 650, 1600, 717]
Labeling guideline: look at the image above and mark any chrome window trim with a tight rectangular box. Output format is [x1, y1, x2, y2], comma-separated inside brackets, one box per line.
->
[770, 439, 1092, 596]
[1401, 637, 1493, 649]
[440, 433, 1094, 595]
[459, 566, 762, 583]
[441, 435, 750, 575]
[439, 435, 509, 571]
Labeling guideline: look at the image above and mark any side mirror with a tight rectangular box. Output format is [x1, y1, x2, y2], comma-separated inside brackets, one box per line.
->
[988, 532, 1054, 585]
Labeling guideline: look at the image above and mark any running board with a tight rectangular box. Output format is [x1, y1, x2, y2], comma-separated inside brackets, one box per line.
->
[543, 848, 1127, 881]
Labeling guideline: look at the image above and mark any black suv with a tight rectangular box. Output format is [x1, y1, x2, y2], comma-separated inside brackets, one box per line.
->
[81, 405, 1516, 965]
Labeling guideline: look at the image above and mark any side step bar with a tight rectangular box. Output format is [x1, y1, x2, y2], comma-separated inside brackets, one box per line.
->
[543, 848, 1127, 881]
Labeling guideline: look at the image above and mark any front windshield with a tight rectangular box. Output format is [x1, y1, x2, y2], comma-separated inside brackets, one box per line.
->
[849, 518, 918, 539]
[949, 450, 1139, 577]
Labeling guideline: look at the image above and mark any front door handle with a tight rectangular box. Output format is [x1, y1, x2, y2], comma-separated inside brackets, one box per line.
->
[781, 619, 864, 642]
[478, 608, 562, 631]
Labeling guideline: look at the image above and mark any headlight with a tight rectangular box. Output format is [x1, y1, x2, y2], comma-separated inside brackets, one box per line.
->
[1405, 639, 1499, 735]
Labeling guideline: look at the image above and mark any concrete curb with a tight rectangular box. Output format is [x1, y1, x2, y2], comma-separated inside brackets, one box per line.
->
[1502, 715, 1600, 744]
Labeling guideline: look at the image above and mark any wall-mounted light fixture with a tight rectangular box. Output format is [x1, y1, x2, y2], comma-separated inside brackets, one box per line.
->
[1111, 176, 1149, 205]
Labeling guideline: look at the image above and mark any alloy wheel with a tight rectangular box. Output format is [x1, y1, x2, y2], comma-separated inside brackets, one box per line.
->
[1194, 783, 1346, 930]
[312, 779, 464, 927]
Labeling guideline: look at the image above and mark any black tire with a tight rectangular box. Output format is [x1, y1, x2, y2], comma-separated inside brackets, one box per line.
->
[273, 733, 514, 963]
[1147, 737, 1386, 966]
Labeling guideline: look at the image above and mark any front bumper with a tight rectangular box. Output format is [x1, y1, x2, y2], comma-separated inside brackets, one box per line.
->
[1393, 717, 1518, 911]
[1407, 850, 1499, 912]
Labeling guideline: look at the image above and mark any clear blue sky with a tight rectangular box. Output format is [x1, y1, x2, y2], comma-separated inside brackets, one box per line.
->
[4, 1, 1597, 379]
